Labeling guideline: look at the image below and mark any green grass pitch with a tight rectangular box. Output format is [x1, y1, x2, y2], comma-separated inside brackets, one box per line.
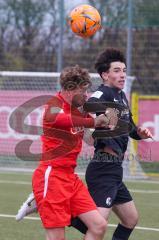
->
[0, 171, 159, 240]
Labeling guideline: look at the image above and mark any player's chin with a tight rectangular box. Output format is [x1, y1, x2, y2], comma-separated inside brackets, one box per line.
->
[78, 99, 86, 106]
[117, 83, 125, 89]
[74, 99, 86, 107]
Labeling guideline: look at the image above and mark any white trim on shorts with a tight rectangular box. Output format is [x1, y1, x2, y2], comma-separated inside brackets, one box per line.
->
[43, 166, 52, 198]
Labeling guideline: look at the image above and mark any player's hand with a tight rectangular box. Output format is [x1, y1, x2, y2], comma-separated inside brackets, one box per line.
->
[104, 108, 119, 130]
[137, 127, 153, 139]
[94, 114, 109, 128]
[94, 108, 119, 129]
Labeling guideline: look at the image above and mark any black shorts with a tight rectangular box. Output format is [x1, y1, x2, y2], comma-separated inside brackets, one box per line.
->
[88, 181, 133, 208]
[85, 154, 132, 208]
[70, 181, 132, 234]
[71, 154, 133, 234]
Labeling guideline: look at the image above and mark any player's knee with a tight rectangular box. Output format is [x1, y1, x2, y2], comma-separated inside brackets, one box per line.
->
[46, 236, 65, 240]
[46, 229, 65, 240]
[123, 213, 139, 229]
[96, 219, 107, 235]
[89, 218, 107, 236]
[132, 212, 139, 227]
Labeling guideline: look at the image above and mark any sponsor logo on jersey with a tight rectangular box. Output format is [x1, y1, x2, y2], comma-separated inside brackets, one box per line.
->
[114, 98, 119, 102]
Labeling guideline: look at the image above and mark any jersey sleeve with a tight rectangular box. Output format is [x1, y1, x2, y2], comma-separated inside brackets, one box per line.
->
[121, 92, 141, 140]
[87, 89, 109, 116]
[88, 89, 107, 103]
[43, 104, 94, 129]
[129, 113, 142, 140]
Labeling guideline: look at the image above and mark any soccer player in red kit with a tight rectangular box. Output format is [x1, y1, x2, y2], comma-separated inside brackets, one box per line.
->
[32, 65, 117, 240]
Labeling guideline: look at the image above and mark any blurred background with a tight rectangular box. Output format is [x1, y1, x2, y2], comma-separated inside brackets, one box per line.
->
[0, 0, 159, 175]
[0, 0, 158, 92]
[0, 1, 159, 240]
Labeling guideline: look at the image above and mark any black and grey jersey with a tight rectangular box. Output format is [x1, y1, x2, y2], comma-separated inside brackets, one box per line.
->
[87, 84, 141, 156]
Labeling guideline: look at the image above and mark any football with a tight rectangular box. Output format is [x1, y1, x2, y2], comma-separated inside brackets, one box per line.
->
[68, 4, 101, 38]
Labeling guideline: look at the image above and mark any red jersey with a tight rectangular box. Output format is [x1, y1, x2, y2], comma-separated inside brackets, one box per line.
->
[40, 92, 94, 171]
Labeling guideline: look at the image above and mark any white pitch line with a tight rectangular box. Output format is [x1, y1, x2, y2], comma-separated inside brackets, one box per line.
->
[1, 173, 159, 184]
[0, 180, 30, 185]
[125, 179, 159, 184]
[0, 214, 159, 232]
[0, 180, 159, 194]
[0, 214, 39, 220]
[1, 170, 159, 184]
[108, 224, 159, 232]
[129, 189, 159, 194]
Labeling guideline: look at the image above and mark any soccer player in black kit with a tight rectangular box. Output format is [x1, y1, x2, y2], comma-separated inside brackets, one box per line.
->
[71, 48, 152, 240]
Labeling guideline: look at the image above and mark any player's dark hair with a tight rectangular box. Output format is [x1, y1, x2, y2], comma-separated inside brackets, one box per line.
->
[60, 65, 91, 90]
[95, 48, 126, 76]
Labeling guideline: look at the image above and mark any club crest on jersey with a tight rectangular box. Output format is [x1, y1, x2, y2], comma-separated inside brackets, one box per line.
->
[106, 197, 112, 206]
[70, 126, 84, 134]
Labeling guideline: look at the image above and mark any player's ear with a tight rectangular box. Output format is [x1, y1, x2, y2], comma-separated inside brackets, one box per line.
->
[101, 72, 108, 81]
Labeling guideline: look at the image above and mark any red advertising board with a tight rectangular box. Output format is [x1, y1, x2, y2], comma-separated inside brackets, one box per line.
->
[137, 96, 159, 162]
[0, 91, 46, 156]
[0, 91, 94, 160]
[2, 91, 158, 162]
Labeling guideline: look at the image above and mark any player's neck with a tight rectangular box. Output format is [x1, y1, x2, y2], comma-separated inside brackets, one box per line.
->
[103, 83, 122, 92]
[60, 90, 73, 105]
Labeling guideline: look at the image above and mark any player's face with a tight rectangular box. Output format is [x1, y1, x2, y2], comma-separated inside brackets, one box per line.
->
[103, 61, 127, 90]
[71, 84, 89, 107]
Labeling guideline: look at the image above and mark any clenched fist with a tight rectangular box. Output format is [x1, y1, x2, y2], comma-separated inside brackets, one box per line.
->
[104, 108, 119, 130]
[94, 108, 119, 129]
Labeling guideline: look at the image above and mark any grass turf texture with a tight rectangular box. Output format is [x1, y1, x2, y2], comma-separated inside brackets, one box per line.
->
[0, 172, 159, 240]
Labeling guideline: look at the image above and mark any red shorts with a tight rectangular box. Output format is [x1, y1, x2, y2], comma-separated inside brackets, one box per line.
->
[32, 165, 97, 228]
